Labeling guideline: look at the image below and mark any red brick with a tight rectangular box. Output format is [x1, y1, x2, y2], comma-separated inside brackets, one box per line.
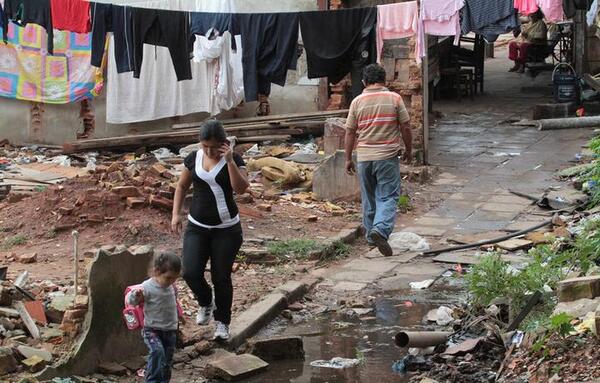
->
[149, 195, 174, 211]
[58, 206, 74, 215]
[126, 197, 146, 209]
[111, 186, 141, 198]
[149, 163, 168, 178]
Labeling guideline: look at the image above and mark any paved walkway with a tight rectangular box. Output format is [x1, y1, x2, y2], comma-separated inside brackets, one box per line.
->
[317, 50, 597, 294]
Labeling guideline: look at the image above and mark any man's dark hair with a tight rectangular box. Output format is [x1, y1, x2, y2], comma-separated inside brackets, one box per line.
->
[362, 64, 387, 86]
[199, 120, 227, 143]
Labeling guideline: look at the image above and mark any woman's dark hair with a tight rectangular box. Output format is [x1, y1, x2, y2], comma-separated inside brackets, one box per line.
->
[152, 252, 182, 275]
[362, 64, 387, 86]
[531, 9, 544, 21]
[199, 120, 227, 143]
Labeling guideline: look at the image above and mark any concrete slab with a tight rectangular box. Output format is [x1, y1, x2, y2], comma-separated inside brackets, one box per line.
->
[364, 251, 420, 263]
[479, 202, 527, 213]
[504, 220, 549, 232]
[487, 194, 533, 205]
[413, 217, 457, 227]
[229, 293, 288, 349]
[329, 270, 383, 283]
[402, 227, 447, 237]
[447, 192, 490, 202]
[342, 258, 399, 274]
[332, 281, 368, 292]
[389, 262, 447, 276]
[468, 210, 519, 221]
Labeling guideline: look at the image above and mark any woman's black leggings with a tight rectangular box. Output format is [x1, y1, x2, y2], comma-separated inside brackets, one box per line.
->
[182, 222, 243, 325]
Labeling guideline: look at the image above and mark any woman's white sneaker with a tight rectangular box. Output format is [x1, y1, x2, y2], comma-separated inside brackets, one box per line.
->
[196, 305, 213, 325]
[213, 321, 230, 340]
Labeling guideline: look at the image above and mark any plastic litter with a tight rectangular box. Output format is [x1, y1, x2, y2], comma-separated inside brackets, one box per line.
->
[409, 279, 435, 290]
[388, 232, 430, 253]
[434, 306, 454, 326]
[152, 148, 176, 160]
[511, 331, 525, 347]
[310, 357, 361, 369]
[293, 141, 318, 154]
[245, 144, 263, 157]
[50, 155, 71, 167]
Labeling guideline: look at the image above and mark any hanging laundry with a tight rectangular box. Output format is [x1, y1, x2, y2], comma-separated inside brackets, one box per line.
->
[131, 8, 194, 82]
[563, 0, 593, 18]
[538, 0, 565, 22]
[587, 0, 598, 25]
[417, 0, 464, 61]
[377, 2, 419, 63]
[461, 0, 519, 42]
[0, 3, 4, 29]
[105, 0, 238, 124]
[190, 12, 233, 36]
[90, 3, 134, 73]
[515, 0, 540, 15]
[3, 0, 54, 54]
[232, 12, 299, 102]
[50, 0, 90, 33]
[193, 31, 244, 112]
[300, 7, 376, 98]
[0, 22, 103, 103]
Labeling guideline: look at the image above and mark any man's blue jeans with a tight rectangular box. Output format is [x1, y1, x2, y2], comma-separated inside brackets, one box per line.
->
[357, 158, 401, 242]
[142, 328, 177, 383]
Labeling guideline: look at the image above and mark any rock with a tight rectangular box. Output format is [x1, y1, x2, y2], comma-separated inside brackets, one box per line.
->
[0, 347, 17, 375]
[98, 362, 128, 376]
[307, 216, 318, 222]
[0, 286, 13, 306]
[247, 337, 304, 362]
[0, 307, 19, 318]
[46, 294, 75, 323]
[194, 340, 213, 355]
[17, 345, 53, 362]
[18, 252, 38, 264]
[22, 355, 46, 372]
[149, 195, 174, 211]
[553, 297, 600, 318]
[247, 157, 303, 186]
[256, 204, 272, 212]
[111, 186, 141, 198]
[557, 276, 600, 302]
[126, 197, 146, 208]
[205, 353, 269, 381]
[312, 151, 360, 201]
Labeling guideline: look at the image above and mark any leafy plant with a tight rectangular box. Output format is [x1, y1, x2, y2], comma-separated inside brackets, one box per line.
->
[397, 195, 412, 212]
[548, 313, 575, 338]
[465, 253, 519, 307]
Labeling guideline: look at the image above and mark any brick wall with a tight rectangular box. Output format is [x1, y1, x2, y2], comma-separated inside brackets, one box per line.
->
[325, 0, 425, 163]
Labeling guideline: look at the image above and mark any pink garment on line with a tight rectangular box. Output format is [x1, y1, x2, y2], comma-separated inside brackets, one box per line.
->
[416, 0, 464, 63]
[515, 0, 539, 15]
[421, 0, 464, 22]
[537, 0, 564, 22]
[376, 1, 419, 63]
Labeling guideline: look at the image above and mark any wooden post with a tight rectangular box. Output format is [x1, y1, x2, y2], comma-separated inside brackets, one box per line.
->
[575, 10, 586, 75]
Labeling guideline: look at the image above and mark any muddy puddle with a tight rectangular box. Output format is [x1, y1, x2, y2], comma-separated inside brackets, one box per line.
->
[246, 280, 465, 383]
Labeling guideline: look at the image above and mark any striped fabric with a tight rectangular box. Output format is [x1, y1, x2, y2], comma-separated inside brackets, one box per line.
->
[346, 87, 410, 162]
[461, 0, 519, 42]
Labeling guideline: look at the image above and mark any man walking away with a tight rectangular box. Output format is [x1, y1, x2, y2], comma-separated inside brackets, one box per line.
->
[345, 63, 412, 257]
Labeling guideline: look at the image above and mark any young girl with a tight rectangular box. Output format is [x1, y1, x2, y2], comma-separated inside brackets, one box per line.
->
[127, 252, 182, 383]
[171, 120, 249, 341]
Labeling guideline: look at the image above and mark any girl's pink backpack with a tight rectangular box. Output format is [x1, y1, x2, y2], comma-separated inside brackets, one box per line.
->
[123, 284, 184, 330]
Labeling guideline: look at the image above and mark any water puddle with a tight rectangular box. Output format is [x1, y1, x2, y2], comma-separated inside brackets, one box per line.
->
[245, 281, 464, 383]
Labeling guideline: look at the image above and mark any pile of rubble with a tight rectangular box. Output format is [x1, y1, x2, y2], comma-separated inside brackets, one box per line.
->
[0, 271, 88, 376]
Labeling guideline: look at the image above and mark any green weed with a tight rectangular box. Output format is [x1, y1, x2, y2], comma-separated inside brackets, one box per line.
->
[397, 195, 412, 212]
[2, 234, 27, 249]
[267, 239, 324, 260]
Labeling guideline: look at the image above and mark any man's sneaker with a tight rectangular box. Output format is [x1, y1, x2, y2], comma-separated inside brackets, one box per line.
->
[213, 321, 230, 341]
[196, 305, 213, 325]
[370, 231, 393, 257]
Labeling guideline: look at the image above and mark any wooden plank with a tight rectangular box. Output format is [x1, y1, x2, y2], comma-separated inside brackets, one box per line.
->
[584, 73, 600, 93]
[14, 301, 40, 339]
[236, 135, 291, 143]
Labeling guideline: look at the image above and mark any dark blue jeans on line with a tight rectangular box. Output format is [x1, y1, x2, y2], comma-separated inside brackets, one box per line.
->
[142, 328, 177, 383]
[357, 158, 401, 241]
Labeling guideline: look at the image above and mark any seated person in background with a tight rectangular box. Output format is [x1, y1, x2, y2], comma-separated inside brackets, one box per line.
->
[508, 10, 548, 73]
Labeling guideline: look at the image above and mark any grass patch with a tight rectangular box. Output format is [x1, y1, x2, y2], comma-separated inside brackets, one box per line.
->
[2, 234, 27, 249]
[267, 239, 324, 260]
[397, 194, 412, 212]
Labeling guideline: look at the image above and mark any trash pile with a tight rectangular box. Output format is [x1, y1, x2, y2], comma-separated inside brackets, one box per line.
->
[0, 269, 89, 376]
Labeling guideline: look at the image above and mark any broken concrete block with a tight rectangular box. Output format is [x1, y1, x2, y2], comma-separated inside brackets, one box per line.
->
[0, 347, 18, 375]
[553, 297, 600, 318]
[496, 239, 533, 252]
[18, 252, 38, 264]
[149, 195, 174, 211]
[313, 151, 360, 201]
[72, 295, 89, 310]
[111, 186, 141, 198]
[46, 294, 75, 323]
[247, 336, 304, 361]
[558, 276, 600, 302]
[128, 245, 154, 257]
[17, 345, 52, 362]
[22, 355, 46, 372]
[98, 362, 128, 376]
[0, 307, 19, 318]
[205, 353, 269, 381]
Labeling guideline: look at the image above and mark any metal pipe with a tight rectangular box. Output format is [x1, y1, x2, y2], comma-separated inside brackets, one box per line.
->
[395, 331, 452, 348]
[72, 230, 79, 296]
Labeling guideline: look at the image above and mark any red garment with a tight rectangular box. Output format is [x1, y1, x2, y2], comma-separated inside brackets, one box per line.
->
[50, 0, 90, 33]
[509, 41, 531, 64]
[514, 0, 539, 14]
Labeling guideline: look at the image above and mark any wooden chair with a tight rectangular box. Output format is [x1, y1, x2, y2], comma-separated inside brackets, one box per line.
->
[450, 35, 485, 93]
